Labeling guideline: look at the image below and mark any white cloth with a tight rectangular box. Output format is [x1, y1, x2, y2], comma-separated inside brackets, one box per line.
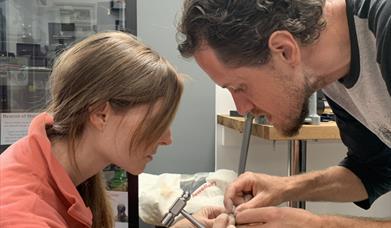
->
[139, 169, 237, 225]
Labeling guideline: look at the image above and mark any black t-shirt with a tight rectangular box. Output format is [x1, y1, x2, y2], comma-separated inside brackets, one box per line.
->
[322, 0, 391, 209]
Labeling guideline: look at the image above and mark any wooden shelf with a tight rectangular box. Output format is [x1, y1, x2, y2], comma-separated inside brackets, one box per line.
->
[217, 115, 340, 140]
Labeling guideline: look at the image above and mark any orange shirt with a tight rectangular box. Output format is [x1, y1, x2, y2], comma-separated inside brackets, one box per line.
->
[0, 113, 93, 227]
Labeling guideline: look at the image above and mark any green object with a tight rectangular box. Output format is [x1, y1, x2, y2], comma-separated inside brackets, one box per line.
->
[109, 168, 128, 191]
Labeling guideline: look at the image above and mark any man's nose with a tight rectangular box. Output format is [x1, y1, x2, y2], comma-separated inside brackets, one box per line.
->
[231, 93, 254, 115]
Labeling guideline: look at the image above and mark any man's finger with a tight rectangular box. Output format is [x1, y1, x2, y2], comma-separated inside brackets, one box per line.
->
[236, 224, 265, 228]
[224, 198, 235, 214]
[235, 207, 277, 224]
[235, 196, 263, 212]
[206, 206, 226, 219]
[224, 176, 255, 208]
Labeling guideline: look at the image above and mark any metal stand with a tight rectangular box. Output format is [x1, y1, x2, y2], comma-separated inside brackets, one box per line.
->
[238, 114, 254, 175]
[304, 92, 321, 125]
[288, 140, 307, 209]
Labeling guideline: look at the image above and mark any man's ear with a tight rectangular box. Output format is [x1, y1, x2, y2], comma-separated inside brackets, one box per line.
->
[268, 30, 300, 66]
[88, 102, 111, 130]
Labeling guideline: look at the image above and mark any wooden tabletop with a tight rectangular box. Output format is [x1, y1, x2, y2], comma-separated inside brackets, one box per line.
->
[217, 115, 340, 140]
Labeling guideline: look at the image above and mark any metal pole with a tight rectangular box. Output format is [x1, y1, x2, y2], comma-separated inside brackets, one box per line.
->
[304, 92, 321, 125]
[181, 210, 205, 228]
[238, 114, 254, 175]
[288, 140, 307, 209]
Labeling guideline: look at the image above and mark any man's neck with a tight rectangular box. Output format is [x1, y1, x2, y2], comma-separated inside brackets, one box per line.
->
[301, 0, 351, 90]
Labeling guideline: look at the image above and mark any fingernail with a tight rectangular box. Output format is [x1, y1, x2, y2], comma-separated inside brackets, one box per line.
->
[228, 214, 235, 225]
[227, 225, 236, 228]
[232, 205, 236, 214]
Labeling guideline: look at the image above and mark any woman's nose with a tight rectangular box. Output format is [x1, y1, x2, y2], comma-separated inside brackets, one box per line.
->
[159, 128, 173, 145]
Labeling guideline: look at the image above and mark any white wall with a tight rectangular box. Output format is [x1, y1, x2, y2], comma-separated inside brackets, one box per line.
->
[138, 0, 216, 175]
[215, 87, 391, 218]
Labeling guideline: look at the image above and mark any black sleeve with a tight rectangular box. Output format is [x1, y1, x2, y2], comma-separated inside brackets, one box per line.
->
[326, 97, 391, 209]
[361, 0, 391, 95]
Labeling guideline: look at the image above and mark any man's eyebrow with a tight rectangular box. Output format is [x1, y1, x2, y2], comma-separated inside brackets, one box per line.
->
[221, 84, 242, 90]
[221, 83, 234, 89]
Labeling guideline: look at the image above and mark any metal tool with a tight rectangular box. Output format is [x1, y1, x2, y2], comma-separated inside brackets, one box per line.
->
[161, 191, 205, 228]
[238, 113, 254, 175]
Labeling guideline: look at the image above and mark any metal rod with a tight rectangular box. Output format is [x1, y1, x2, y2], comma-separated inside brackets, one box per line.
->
[304, 92, 321, 125]
[181, 209, 205, 228]
[288, 140, 307, 209]
[238, 114, 254, 174]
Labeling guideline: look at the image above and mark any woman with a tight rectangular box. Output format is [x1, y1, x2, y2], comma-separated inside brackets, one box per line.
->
[0, 31, 224, 228]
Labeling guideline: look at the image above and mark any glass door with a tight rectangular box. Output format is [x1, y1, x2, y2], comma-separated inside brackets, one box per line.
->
[0, 0, 128, 144]
[0, 1, 137, 227]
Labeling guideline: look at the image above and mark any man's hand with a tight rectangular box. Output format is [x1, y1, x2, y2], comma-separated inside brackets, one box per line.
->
[235, 207, 321, 228]
[224, 172, 289, 212]
[224, 167, 368, 213]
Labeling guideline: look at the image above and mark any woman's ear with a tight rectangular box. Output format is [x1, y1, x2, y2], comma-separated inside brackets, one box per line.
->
[268, 30, 301, 66]
[88, 102, 111, 130]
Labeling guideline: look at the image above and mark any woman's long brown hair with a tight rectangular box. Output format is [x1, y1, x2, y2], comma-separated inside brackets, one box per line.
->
[46, 31, 184, 227]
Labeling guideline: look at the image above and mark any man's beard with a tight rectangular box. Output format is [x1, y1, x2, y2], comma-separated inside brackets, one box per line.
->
[280, 98, 309, 137]
[279, 77, 313, 137]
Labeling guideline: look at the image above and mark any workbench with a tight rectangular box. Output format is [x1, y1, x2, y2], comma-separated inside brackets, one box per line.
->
[217, 114, 341, 208]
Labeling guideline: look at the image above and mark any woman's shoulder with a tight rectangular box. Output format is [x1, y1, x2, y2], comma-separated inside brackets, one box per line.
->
[0, 201, 65, 228]
[0, 174, 69, 228]
[0, 137, 50, 209]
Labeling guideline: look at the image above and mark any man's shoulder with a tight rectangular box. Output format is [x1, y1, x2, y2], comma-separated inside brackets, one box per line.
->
[324, 95, 391, 150]
[348, 0, 388, 17]
[348, 0, 391, 96]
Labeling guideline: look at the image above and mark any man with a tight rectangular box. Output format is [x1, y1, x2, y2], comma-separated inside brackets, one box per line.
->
[178, 0, 391, 227]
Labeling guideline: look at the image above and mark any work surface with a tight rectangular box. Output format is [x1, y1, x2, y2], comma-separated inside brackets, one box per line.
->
[217, 115, 341, 140]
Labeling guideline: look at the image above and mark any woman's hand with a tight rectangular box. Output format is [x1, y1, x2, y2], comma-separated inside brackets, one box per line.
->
[171, 206, 227, 228]
[212, 213, 236, 228]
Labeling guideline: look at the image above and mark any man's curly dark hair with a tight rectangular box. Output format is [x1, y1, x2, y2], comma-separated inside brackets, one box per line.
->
[178, 0, 326, 67]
